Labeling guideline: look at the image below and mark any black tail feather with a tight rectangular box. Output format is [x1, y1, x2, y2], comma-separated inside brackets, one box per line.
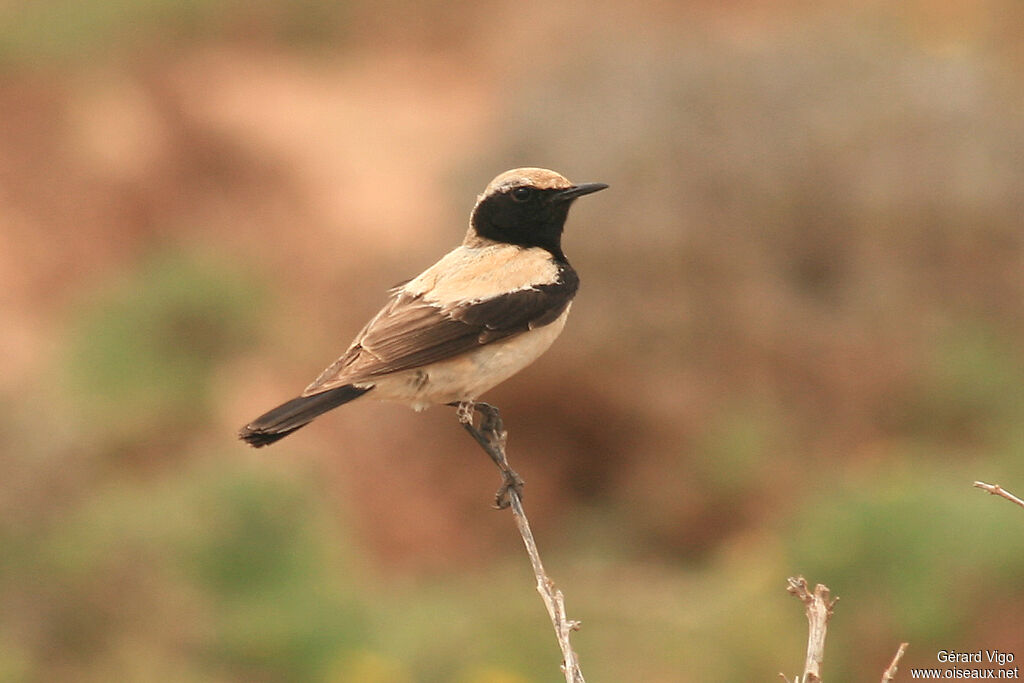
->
[238, 384, 372, 447]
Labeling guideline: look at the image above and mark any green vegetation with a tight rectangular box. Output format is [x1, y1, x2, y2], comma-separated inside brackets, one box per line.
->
[2, 1, 1022, 680]
[0, 0, 351, 66]
[62, 251, 261, 445]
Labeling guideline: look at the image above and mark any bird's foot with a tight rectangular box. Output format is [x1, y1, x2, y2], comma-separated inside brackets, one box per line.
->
[451, 401, 522, 508]
[455, 400, 475, 425]
[493, 466, 525, 510]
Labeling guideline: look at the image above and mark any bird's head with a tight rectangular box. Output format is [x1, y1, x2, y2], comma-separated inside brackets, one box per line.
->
[468, 168, 607, 261]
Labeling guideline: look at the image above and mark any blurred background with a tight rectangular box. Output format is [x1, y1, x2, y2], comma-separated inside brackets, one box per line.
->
[2, 0, 1023, 680]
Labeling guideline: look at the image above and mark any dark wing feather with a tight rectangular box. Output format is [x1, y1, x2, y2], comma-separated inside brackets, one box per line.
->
[303, 266, 577, 394]
[453, 273, 577, 340]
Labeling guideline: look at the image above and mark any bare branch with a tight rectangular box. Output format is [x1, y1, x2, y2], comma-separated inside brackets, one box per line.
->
[974, 481, 1024, 510]
[786, 576, 837, 683]
[881, 642, 909, 683]
[507, 489, 584, 683]
[457, 402, 584, 683]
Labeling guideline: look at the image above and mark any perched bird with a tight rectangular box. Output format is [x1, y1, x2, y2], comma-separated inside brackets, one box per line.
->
[239, 167, 607, 448]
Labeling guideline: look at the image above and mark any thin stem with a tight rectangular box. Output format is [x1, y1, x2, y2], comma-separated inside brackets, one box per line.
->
[881, 642, 909, 683]
[973, 481, 1024, 510]
[455, 401, 585, 683]
[785, 576, 837, 683]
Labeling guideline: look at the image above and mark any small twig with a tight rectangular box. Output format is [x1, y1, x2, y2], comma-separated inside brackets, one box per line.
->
[785, 576, 837, 683]
[973, 481, 1024, 510]
[456, 402, 584, 683]
[881, 642, 909, 682]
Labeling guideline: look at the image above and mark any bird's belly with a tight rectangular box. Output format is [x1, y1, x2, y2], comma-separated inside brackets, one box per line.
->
[366, 307, 569, 410]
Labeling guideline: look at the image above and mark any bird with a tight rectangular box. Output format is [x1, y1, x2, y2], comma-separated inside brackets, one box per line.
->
[238, 167, 607, 448]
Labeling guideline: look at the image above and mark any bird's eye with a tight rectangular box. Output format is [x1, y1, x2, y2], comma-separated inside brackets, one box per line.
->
[511, 186, 533, 202]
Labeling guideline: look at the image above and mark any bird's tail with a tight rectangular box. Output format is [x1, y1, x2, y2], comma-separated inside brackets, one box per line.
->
[238, 384, 372, 447]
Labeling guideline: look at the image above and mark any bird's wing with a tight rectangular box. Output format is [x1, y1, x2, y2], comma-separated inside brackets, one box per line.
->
[301, 266, 578, 396]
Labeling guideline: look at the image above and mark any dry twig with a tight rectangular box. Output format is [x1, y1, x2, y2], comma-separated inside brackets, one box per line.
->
[785, 576, 837, 683]
[881, 642, 909, 682]
[973, 481, 1024, 510]
[456, 401, 584, 683]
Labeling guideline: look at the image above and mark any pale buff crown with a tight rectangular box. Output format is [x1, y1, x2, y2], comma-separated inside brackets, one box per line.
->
[463, 168, 577, 248]
[479, 167, 575, 200]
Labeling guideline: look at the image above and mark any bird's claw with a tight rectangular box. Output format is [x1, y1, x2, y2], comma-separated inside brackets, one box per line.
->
[452, 401, 522, 507]
[493, 468, 525, 509]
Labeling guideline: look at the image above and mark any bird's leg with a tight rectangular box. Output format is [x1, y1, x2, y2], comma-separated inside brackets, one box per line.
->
[451, 401, 524, 509]
[455, 400, 476, 425]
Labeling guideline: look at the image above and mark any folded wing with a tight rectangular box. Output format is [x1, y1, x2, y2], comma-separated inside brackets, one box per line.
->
[303, 266, 578, 396]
